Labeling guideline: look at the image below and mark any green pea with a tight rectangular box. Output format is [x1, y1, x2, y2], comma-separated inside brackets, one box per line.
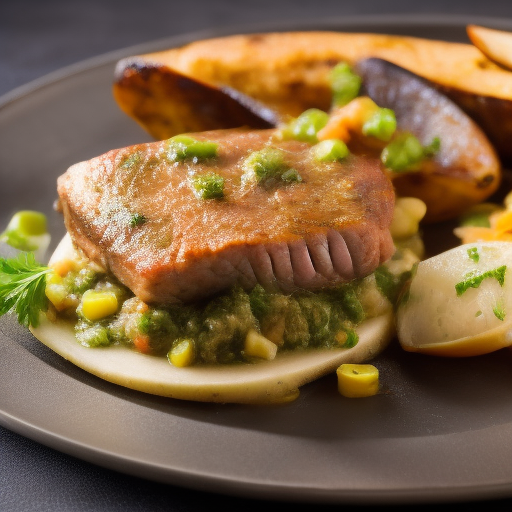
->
[242, 147, 287, 183]
[280, 109, 329, 143]
[6, 211, 47, 236]
[381, 133, 425, 172]
[312, 139, 350, 162]
[190, 172, 225, 199]
[362, 108, 397, 141]
[329, 62, 362, 107]
[167, 135, 218, 162]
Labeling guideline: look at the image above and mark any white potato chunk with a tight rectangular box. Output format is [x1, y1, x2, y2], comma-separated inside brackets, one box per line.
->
[396, 241, 512, 356]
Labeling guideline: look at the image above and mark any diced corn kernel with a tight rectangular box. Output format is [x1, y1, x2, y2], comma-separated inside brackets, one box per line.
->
[390, 197, 427, 239]
[45, 273, 69, 311]
[168, 338, 195, 367]
[81, 289, 118, 321]
[337, 363, 380, 398]
[244, 329, 278, 360]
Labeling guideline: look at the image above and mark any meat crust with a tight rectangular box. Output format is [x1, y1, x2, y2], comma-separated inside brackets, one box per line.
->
[57, 129, 395, 304]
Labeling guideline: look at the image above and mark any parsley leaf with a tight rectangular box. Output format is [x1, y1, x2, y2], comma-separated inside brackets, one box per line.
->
[455, 265, 507, 296]
[0, 253, 52, 327]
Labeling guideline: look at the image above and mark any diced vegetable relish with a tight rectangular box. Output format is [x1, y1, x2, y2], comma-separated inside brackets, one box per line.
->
[46, 248, 417, 367]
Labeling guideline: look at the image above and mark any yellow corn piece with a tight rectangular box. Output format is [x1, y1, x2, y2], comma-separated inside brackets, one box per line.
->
[244, 329, 277, 360]
[337, 363, 380, 398]
[317, 96, 379, 142]
[390, 197, 427, 240]
[81, 289, 118, 321]
[45, 273, 69, 311]
[168, 338, 195, 367]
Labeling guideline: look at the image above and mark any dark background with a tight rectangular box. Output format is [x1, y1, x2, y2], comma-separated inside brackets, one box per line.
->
[3, 1, 512, 511]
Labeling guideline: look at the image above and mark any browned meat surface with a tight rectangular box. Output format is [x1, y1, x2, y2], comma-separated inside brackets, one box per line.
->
[57, 129, 395, 305]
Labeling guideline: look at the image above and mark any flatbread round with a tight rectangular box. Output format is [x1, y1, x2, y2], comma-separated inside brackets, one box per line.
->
[30, 235, 395, 404]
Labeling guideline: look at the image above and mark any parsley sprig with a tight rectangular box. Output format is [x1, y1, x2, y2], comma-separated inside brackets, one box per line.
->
[0, 253, 52, 327]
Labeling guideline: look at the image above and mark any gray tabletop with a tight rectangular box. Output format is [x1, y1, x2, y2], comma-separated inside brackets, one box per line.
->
[3, 0, 512, 510]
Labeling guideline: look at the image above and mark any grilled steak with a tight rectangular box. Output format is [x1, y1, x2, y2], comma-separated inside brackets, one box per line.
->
[57, 129, 395, 305]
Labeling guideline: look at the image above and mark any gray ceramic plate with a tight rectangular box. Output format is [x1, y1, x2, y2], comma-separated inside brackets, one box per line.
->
[2, 15, 512, 506]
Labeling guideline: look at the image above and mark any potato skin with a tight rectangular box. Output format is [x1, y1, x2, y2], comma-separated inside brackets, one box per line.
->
[355, 58, 501, 223]
[114, 31, 512, 163]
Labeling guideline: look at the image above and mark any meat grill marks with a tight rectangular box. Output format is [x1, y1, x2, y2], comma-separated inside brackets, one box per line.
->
[57, 129, 395, 305]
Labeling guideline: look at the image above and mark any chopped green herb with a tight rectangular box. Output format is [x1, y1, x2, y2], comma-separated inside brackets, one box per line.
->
[190, 173, 225, 199]
[130, 213, 146, 227]
[119, 151, 143, 170]
[191, 172, 224, 199]
[0, 253, 52, 327]
[312, 139, 350, 162]
[493, 301, 506, 321]
[166, 135, 218, 162]
[381, 133, 441, 173]
[242, 147, 300, 188]
[362, 108, 397, 141]
[455, 265, 507, 296]
[280, 168, 303, 183]
[329, 62, 362, 107]
[475, 310, 482, 317]
[374, 264, 414, 305]
[423, 137, 441, 157]
[467, 247, 480, 263]
[279, 108, 329, 143]
[341, 328, 359, 348]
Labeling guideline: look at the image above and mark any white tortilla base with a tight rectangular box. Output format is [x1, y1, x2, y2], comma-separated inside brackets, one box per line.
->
[30, 235, 395, 404]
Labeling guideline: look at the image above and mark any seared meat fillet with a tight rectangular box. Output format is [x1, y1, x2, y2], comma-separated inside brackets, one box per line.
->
[57, 129, 395, 305]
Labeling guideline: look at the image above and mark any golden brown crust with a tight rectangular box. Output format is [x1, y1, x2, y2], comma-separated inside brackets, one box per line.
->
[113, 31, 512, 162]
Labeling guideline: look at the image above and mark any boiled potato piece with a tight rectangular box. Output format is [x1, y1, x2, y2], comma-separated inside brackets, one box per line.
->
[396, 241, 512, 357]
[467, 25, 512, 71]
[113, 31, 512, 163]
[355, 58, 501, 223]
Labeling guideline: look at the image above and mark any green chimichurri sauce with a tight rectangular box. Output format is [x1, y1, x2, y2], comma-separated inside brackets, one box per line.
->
[52, 250, 413, 367]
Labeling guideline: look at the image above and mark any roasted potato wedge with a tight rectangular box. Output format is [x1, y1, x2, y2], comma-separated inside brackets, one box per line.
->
[355, 58, 501, 223]
[113, 61, 275, 138]
[113, 31, 512, 163]
[467, 24, 512, 71]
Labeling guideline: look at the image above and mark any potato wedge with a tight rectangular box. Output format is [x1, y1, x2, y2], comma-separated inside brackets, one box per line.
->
[113, 61, 274, 139]
[467, 24, 512, 71]
[113, 31, 512, 163]
[355, 58, 501, 223]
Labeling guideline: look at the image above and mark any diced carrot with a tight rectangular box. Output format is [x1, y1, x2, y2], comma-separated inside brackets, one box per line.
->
[50, 258, 76, 277]
[133, 334, 151, 354]
[317, 97, 379, 142]
[494, 210, 512, 235]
